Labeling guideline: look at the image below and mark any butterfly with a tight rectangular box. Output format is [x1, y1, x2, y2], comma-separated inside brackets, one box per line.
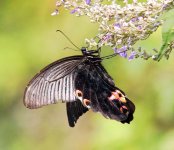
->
[23, 47, 135, 127]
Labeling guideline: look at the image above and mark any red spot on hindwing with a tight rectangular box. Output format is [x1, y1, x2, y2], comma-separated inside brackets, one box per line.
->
[83, 99, 91, 108]
[108, 90, 126, 103]
[120, 106, 128, 114]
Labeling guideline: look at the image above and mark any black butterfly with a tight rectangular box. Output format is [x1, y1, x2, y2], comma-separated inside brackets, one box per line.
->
[24, 47, 135, 127]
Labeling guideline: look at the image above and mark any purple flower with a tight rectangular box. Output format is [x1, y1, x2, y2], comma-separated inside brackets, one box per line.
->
[137, 25, 142, 30]
[119, 51, 127, 58]
[119, 46, 127, 58]
[102, 34, 111, 41]
[128, 51, 136, 60]
[86, 0, 91, 5]
[70, 8, 78, 14]
[162, 4, 168, 10]
[114, 23, 121, 28]
[114, 47, 127, 58]
[131, 17, 139, 22]
[153, 22, 161, 27]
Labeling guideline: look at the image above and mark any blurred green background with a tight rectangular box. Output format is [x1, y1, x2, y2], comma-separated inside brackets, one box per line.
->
[1, 1, 174, 150]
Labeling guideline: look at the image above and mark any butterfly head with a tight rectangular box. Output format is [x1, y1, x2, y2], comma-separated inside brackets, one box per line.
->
[81, 47, 100, 56]
[108, 90, 135, 123]
[81, 47, 102, 63]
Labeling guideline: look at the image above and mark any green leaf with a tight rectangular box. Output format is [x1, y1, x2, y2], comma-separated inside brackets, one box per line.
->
[157, 8, 174, 61]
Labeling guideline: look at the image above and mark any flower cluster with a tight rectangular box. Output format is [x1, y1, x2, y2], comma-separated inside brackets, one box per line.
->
[52, 0, 174, 61]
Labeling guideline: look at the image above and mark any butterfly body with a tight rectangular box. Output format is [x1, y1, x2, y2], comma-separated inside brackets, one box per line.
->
[24, 48, 135, 127]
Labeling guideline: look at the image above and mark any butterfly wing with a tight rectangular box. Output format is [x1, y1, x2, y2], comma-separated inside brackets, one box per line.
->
[23, 55, 84, 109]
[73, 61, 135, 124]
[66, 99, 88, 127]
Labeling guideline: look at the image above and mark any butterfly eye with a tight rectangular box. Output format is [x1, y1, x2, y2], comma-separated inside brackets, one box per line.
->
[83, 99, 91, 108]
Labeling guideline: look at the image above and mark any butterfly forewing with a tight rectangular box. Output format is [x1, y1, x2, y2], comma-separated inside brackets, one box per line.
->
[24, 56, 84, 109]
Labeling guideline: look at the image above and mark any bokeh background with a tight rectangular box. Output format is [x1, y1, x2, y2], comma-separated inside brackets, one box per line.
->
[1, 0, 174, 150]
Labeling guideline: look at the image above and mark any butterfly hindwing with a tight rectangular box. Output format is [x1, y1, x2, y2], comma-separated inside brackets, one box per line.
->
[66, 62, 100, 126]
[73, 60, 135, 123]
[66, 99, 88, 127]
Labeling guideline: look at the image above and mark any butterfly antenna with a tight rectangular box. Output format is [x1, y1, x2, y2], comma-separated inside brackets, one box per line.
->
[64, 47, 79, 51]
[101, 53, 118, 60]
[56, 30, 80, 50]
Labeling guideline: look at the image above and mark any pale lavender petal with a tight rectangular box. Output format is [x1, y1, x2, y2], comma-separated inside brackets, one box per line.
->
[162, 4, 168, 10]
[113, 48, 118, 53]
[103, 34, 111, 41]
[86, 0, 91, 5]
[114, 47, 127, 58]
[131, 17, 139, 22]
[137, 25, 142, 30]
[128, 51, 136, 60]
[119, 51, 127, 58]
[121, 46, 127, 51]
[71, 8, 78, 14]
[114, 23, 121, 28]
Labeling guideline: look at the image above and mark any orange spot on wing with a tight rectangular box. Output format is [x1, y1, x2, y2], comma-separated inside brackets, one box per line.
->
[108, 90, 127, 103]
[119, 97, 126, 103]
[120, 106, 128, 113]
[75, 90, 83, 97]
[113, 91, 120, 99]
[108, 94, 115, 100]
[83, 99, 91, 108]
